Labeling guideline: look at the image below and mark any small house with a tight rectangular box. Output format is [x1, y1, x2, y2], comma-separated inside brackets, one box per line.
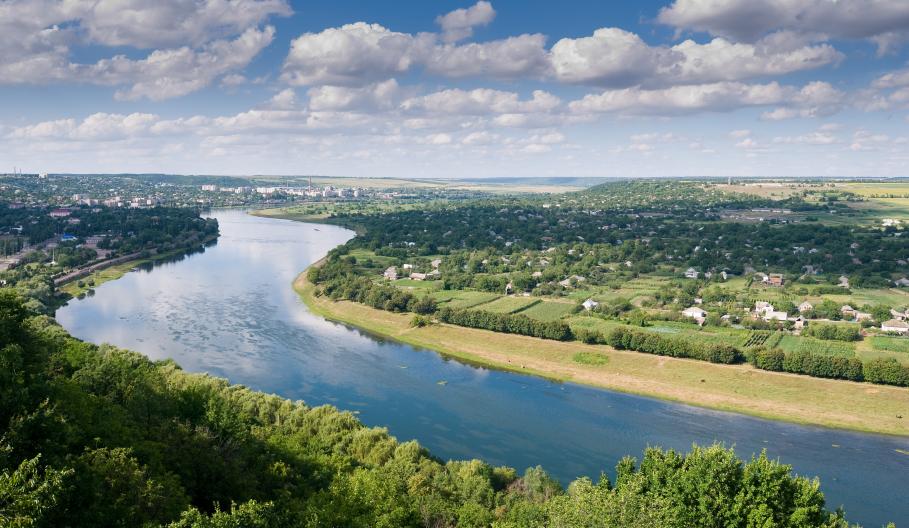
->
[881, 319, 909, 334]
[431, 259, 442, 269]
[684, 267, 699, 279]
[764, 311, 788, 322]
[841, 305, 856, 318]
[855, 312, 873, 322]
[582, 299, 599, 311]
[767, 274, 784, 287]
[894, 277, 909, 287]
[754, 301, 775, 316]
[409, 272, 427, 281]
[383, 266, 398, 280]
[798, 301, 813, 313]
[682, 306, 707, 320]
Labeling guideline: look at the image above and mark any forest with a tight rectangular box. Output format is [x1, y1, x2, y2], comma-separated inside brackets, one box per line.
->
[324, 182, 902, 281]
[0, 290, 862, 527]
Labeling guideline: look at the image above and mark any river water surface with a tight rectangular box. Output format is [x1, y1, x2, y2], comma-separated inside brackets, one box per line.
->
[56, 209, 909, 527]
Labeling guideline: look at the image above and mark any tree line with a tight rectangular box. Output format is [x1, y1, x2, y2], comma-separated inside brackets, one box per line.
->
[750, 348, 909, 386]
[436, 307, 573, 341]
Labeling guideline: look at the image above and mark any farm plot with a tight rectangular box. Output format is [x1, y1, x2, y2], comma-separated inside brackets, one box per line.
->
[476, 296, 541, 314]
[431, 290, 500, 309]
[870, 336, 909, 354]
[521, 301, 577, 321]
[393, 278, 441, 291]
[777, 335, 855, 357]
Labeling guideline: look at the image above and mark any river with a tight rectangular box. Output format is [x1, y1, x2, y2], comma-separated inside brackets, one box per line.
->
[56, 209, 909, 527]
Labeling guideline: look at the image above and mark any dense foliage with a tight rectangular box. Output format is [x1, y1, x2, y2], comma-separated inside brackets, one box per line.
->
[436, 307, 573, 341]
[0, 291, 862, 527]
[802, 324, 862, 342]
[603, 326, 743, 364]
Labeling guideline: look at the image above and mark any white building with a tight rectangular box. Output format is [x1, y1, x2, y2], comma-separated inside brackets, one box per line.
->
[754, 301, 774, 316]
[798, 301, 813, 313]
[682, 306, 707, 320]
[582, 299, 599, 311]
[881, 319, 909, 334]
[764, 311, 788, 322]
[383, 266, 397, 280]
[684, 267, 699, 279]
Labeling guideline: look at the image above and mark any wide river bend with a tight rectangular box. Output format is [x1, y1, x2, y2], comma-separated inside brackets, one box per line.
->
[56, 209, 909, 527]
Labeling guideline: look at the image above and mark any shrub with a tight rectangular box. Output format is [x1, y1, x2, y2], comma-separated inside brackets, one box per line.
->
[437, 307, 573, 341]
[782, 350, 864, 381]
[605, 327, 742, 365]
[753, 348, 785, 371]
[863, 358, 909, 387]
[803, 323, 861, 342]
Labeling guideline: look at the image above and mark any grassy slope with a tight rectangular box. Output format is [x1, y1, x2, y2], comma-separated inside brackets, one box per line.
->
[295, 270, 909, 437]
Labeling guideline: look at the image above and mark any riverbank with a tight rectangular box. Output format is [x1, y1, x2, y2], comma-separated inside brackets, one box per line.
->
[59, 236, 218, 298]
[294, 269, 909, 437]
[249, 206, 366, 234]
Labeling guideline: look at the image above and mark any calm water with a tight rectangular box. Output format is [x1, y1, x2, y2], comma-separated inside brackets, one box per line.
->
[56, 209, 909, 527]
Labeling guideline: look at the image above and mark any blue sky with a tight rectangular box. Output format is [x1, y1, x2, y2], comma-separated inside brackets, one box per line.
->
[2, 0, 909, 178]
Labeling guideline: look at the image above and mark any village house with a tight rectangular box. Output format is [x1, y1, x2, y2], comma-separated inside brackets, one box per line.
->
[402, 263, 414, 270]
[684, 267, 699, 279]
[431, 259, 442, 269]
[881, 319, 909, 334]
[841, 305, 856, 319]
[582, 299, 599, 311]
[764, 273, 784, 287]
[838, 275, 850, 288]
[894, 277, 909, 287]
[754, 301, 775, 316]
[409, 272, 427, 281]
[793, 315, 807, 331]
[559, 275, 586, 287]
[798, 301, 813, 313]
[383, 266, 398, 280]
[854, 311, 873, 322]
[682, 306, 707, 323]
[764, 310, 788, 322]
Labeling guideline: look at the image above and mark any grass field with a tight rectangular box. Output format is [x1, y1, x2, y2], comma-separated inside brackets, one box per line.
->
[777, 335, 855, 357]
[474, 296, 540, 314]
[392, 278, 441, 291]
[870, 336, 909, 354]
[431, 290, 500, 309]
[521, 300, 578, 321]
[295, 268, 909, 436]
[568, 317, 747, 347]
